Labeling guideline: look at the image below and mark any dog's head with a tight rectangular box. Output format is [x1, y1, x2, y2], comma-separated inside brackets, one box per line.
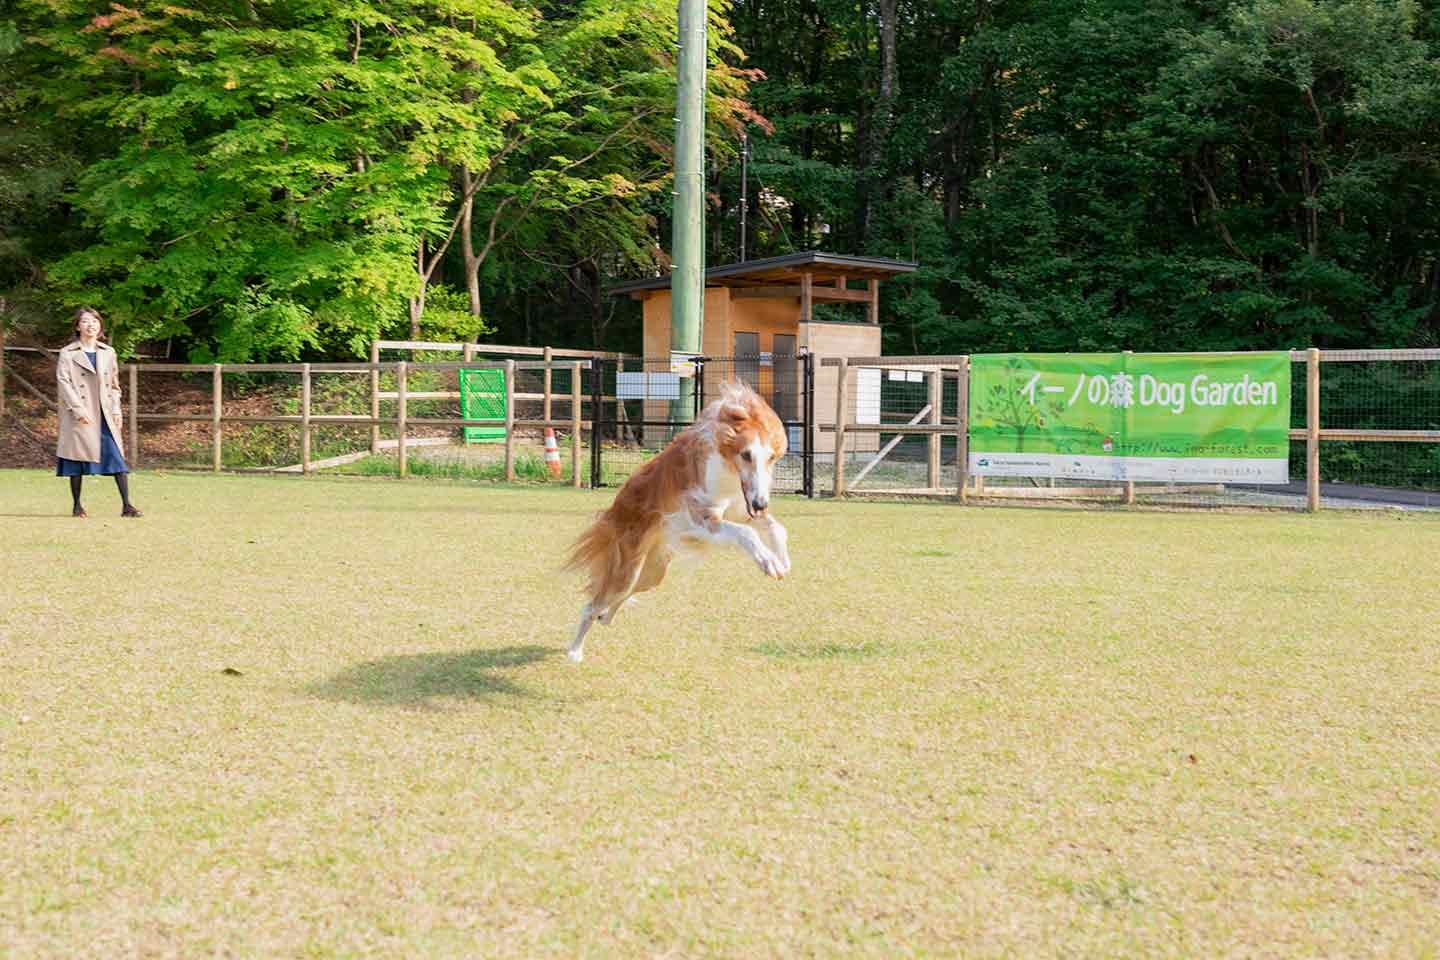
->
[713, 383, 788, 517]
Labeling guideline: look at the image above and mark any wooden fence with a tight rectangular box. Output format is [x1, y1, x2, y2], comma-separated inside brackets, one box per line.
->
[367, 339, 630, 459]
[107, 358, 589, 484]
[0, 339, 634, 483]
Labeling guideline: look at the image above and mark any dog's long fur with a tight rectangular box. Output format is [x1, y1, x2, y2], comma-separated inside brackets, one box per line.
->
[565, 382, 791, 661]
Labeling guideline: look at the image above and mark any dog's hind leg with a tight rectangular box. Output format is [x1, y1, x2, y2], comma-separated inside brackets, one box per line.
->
[600, 546, 673, 628]
[631, 547, 674, 598]
[569, 602, 598, 663]
[570, 544, 641, 661]
[570, 562, 642, 662]
[596, 559, 647, 627]
[570, 536, 667, 661]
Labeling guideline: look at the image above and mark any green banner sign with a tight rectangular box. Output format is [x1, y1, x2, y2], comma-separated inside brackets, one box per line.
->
[969, 353, 1292, 483]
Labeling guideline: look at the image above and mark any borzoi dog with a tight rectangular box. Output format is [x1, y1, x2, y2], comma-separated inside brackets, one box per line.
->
[566, 382, 791, 662]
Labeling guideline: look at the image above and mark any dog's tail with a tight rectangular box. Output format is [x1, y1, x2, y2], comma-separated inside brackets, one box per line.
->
[564, 513, 611, 571]
[566, 504, 663, 603]
[564, 512, 620, 596]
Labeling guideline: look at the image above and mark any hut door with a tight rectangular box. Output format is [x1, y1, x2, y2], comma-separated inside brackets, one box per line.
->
[772, 334, 798, 420]
[733, 331, 760, 391]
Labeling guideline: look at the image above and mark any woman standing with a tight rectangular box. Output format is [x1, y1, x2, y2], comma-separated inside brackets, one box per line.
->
[56, 307, 141, 518]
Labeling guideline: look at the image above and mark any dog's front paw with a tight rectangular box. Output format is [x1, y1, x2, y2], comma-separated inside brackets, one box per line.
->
[755, 548, 785, 580]
[567, 644, 585, 663]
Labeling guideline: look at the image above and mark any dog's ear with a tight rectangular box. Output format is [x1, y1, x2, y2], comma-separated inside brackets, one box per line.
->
[719, 401, 748, 423]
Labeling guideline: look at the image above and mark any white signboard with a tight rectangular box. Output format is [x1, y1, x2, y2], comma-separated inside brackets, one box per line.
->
[855, 367, 881, 425]
[670, 352, 700, 377]
[617, 371, 681, 400]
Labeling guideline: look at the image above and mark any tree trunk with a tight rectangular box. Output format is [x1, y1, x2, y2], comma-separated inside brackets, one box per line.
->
[466, 263, 482, 317]
[459, 167, 482, 316]
[792, 0, 825, 248]
[408, 240, 427, 339]
[590, 282, 605, 349]
[861, 0, 899, 244]
[878, 0, 896, 112]
[942, 107, 973, 230]
[1300, 143, 1320, 259]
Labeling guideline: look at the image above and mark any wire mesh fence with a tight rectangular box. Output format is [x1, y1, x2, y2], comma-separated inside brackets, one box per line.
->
[589, 354, 813, 495]
[824, 362, 962, 496]
[1317, 354, 1440, 493]
[708, 352, 812, 495]
[823, 352, 1440, 511]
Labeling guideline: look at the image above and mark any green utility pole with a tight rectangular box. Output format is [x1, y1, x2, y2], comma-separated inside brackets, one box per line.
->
[670, 0, 705, 422]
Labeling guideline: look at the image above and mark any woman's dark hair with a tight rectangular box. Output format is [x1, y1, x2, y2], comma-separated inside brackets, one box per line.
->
[72, 307, 105, 340]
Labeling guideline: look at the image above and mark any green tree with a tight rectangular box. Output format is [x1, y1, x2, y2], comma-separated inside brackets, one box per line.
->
[10, 0, 749, 358]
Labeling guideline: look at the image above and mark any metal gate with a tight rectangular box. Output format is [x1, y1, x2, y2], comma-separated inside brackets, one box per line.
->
[457, 367, 506, 443]
[589, 352, 814, 496]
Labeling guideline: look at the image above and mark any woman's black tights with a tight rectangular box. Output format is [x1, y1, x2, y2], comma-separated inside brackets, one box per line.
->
[70, 474, 133, 510]
[114, 472, 133, 509]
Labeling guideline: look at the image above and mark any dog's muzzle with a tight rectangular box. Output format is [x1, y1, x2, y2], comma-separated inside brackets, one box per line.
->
[741, 479, 765, 517]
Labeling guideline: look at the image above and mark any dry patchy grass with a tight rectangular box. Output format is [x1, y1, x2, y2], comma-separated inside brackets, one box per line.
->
[2, 469, 1439, 957]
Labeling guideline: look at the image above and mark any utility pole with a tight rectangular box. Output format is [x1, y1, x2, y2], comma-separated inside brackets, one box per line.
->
[738, 128, 749, 263]
[670, 0, 705, 422]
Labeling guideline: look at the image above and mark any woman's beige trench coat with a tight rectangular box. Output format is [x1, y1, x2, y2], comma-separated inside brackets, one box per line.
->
[55, 341, 124, 463]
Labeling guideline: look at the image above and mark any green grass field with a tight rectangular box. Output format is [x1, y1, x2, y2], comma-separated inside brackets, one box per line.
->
[3, 469, 1439, 957]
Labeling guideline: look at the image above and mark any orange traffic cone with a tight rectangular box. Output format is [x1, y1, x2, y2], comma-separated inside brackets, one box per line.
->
[543, 428, 563, 479]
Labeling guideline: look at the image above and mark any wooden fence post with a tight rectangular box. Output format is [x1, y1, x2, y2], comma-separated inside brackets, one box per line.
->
[833, 357, 849, 497]
[1307, 347, 1321, 512]
[543, 346, 553, 424]
[927, 367, 942, 489]
[956, 359, 970, 501]
[397, 361, 408, 477]
[504, 358, 516, 482]
[1122, 349, 1135, 504]
[369, 341, 380, 454]
[300, 362, 311, 475]
[0, 324, 7, 418]
[129, 364, 139, 468]
[571, 360, 582, 488]
[461, 343, 475, 449]
[212, 364, 223, 472]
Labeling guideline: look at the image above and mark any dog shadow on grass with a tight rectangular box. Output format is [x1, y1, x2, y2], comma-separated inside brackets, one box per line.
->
[306, 645, 556, 709]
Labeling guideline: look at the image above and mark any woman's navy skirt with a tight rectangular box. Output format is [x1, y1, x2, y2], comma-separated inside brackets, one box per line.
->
[56, 419, 129, 476]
